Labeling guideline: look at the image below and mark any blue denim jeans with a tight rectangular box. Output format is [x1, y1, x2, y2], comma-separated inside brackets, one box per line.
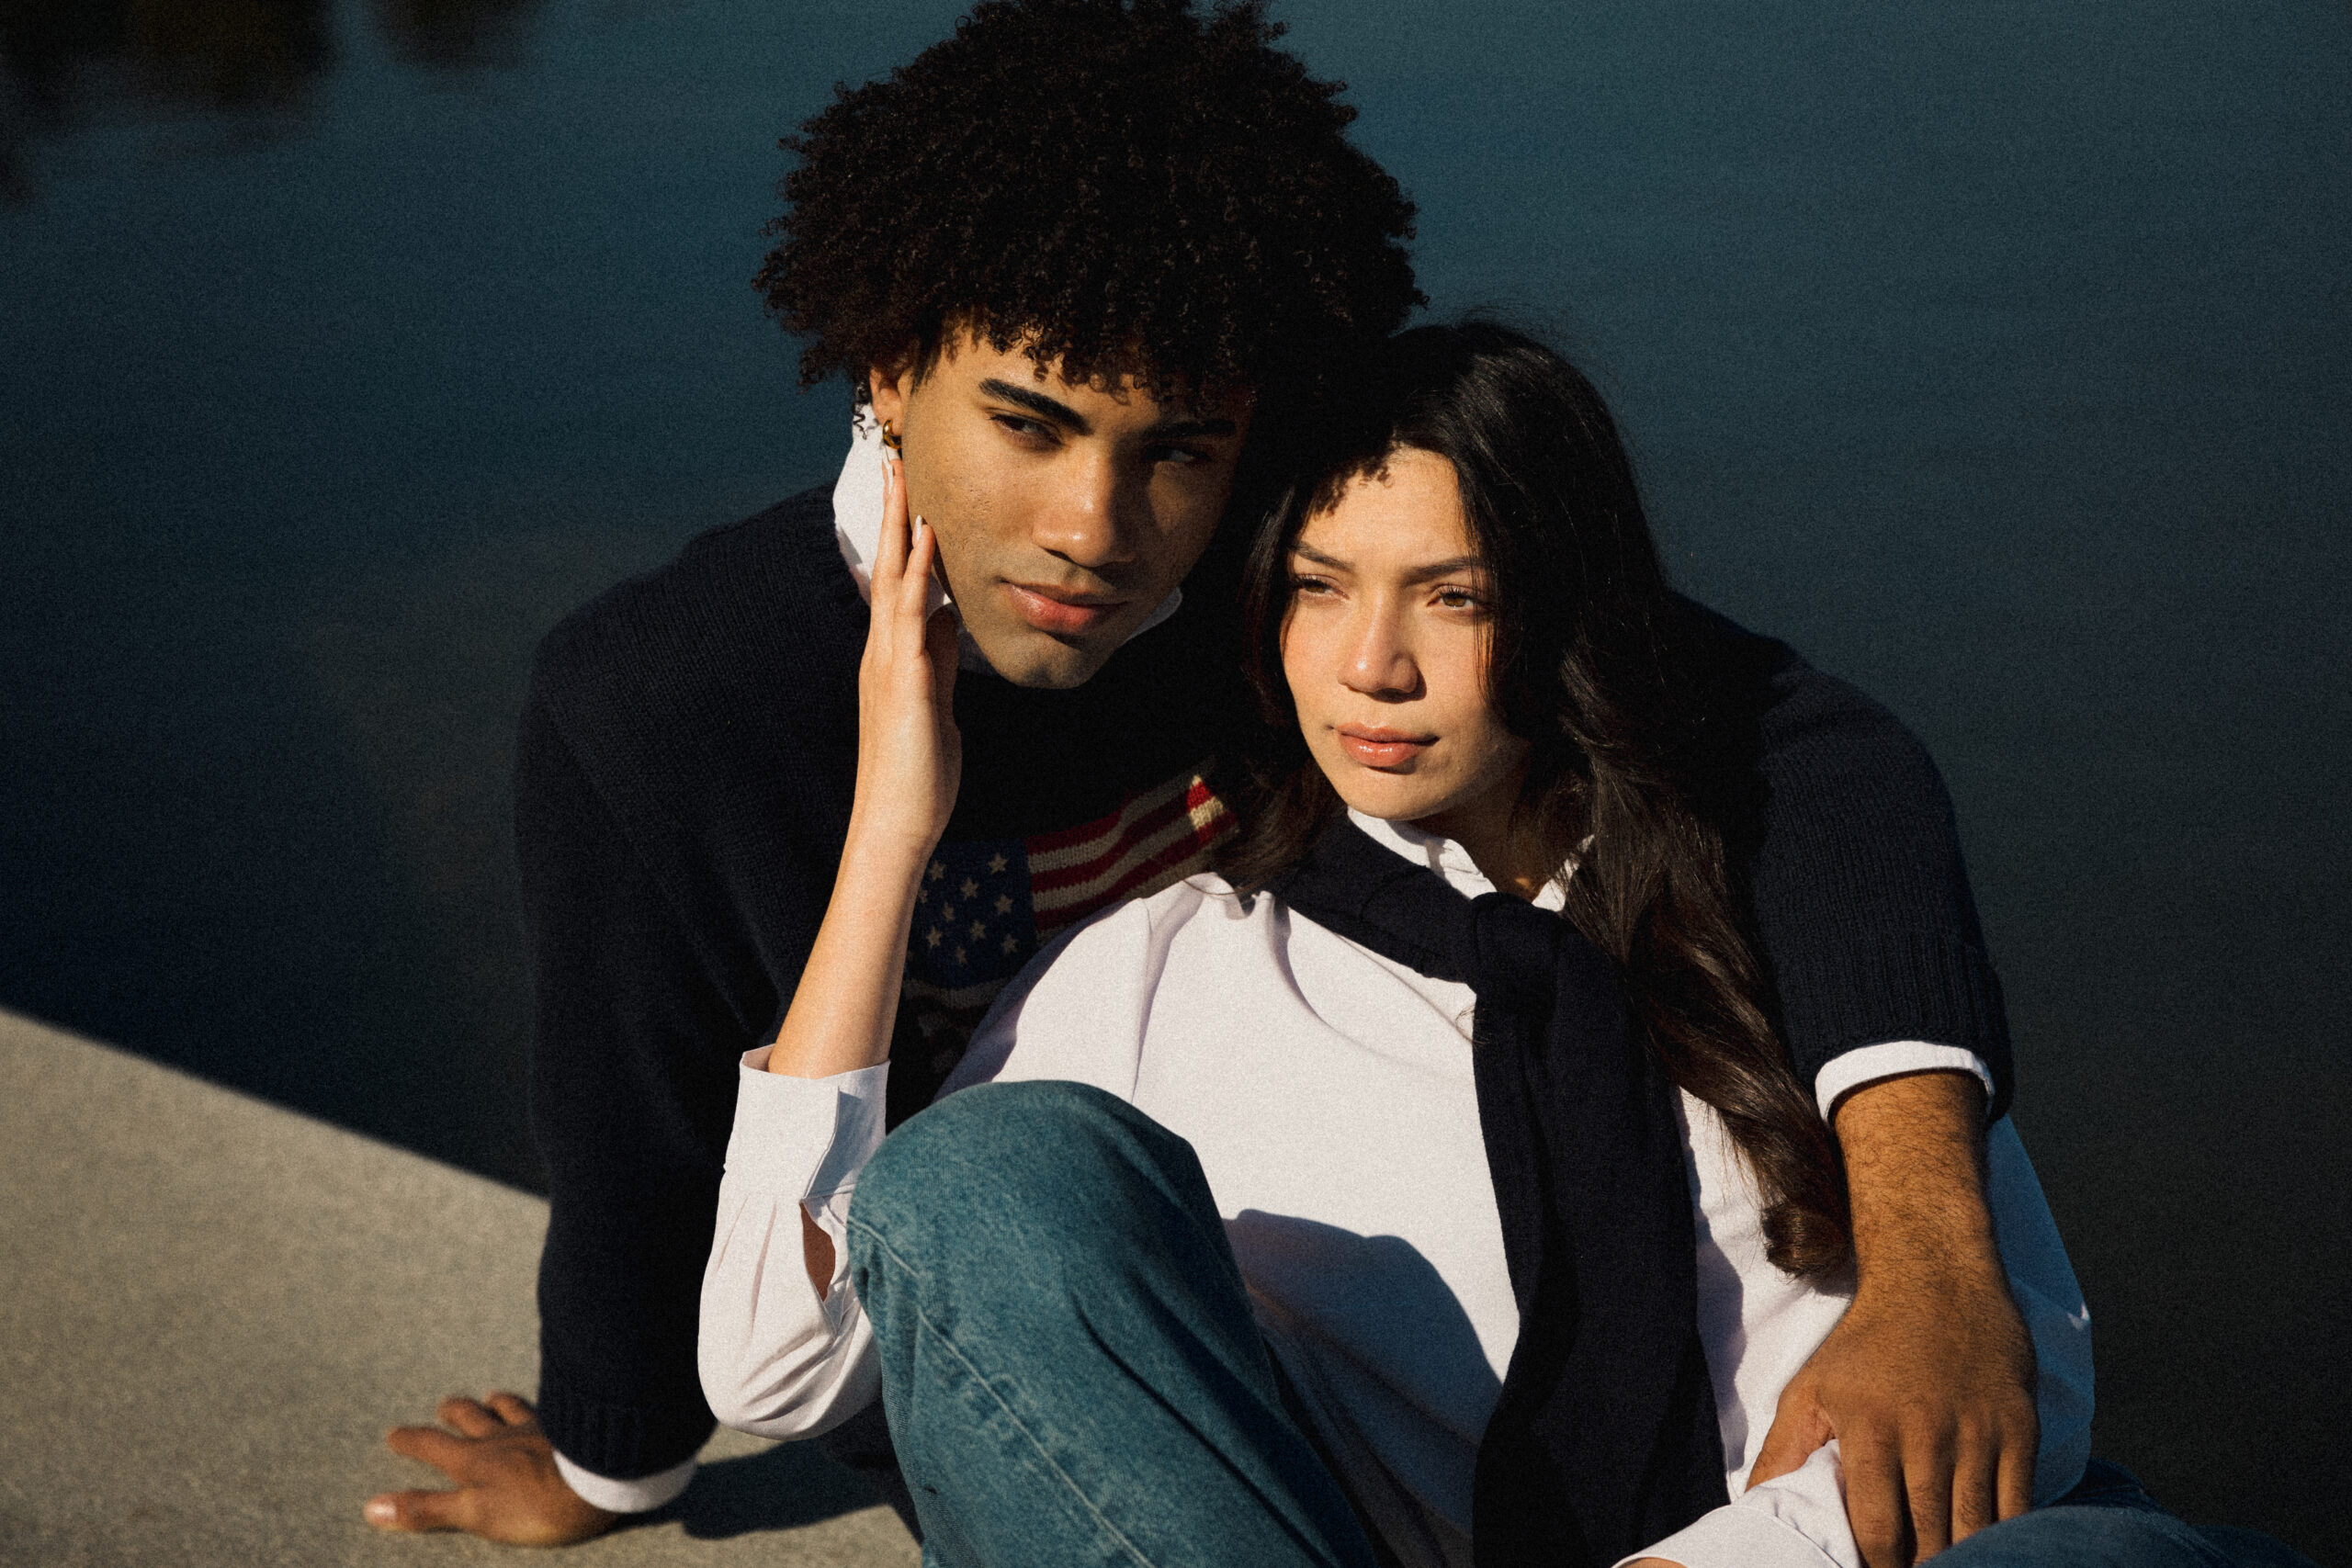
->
[847, 1080, 1381, 1568]
[1934, 1461, 2317, 1568]
[846, 1079, 2312, 1568]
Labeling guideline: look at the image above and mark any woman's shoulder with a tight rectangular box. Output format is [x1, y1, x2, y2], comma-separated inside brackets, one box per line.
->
[1068, 870, 1256, 942]
[944, 874, 1261, 1096]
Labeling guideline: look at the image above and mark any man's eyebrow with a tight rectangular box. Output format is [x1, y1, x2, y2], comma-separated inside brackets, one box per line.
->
[978, 378, 1091, 434]
[976, 378, 1238, 443]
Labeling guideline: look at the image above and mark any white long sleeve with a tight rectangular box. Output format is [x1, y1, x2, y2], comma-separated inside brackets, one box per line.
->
[695, 832, 2092, 1568]
[695, 1050, 890, 1439]
[1620, 1117, 2095, 1568]
[1618, 1442, 1853, 1568]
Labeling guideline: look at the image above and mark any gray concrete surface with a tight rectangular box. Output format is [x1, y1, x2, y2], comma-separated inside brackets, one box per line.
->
[0, 1009, 916, 1567]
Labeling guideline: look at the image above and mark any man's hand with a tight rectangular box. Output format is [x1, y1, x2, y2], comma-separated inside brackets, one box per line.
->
[366, 1393, 620, 1546]
[1749, 1070, 2038, 1566]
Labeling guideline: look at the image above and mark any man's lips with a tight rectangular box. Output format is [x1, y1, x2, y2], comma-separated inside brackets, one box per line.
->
[1337, 727, 1436, 769]
[1003, 581, 1129, 637]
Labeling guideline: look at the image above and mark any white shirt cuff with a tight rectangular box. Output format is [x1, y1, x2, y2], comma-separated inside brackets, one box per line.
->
[1813, 1040, 1995, 1122]
[728, 1047, 891, 1198]
[1623, 1503, 1845, 1568]
[550, 1451, 696, 1514]
[1620, 1442, 1853, 1568]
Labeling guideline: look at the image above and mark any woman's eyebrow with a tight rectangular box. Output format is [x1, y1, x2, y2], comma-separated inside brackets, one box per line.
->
[1287, 543, 1486, 580]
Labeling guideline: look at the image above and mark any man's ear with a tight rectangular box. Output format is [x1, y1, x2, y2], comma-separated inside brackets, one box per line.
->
[867, 362, 916, 428]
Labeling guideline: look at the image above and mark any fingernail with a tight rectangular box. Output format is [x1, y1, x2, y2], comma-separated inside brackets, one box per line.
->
[914, 514, 927, 536]
[365, 1498, 395, 1524]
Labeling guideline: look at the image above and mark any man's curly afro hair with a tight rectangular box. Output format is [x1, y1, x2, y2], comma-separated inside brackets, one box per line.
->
[758, 0, 1422, 408]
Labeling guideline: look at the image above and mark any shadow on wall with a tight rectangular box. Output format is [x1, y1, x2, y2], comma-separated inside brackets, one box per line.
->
[0, 0, 543, 201]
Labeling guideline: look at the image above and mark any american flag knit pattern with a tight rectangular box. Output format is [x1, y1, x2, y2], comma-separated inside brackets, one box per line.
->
[902, 760, 1233, 1080]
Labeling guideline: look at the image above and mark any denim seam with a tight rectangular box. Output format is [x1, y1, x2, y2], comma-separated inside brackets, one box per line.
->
[851, 1214, 1162, 1568]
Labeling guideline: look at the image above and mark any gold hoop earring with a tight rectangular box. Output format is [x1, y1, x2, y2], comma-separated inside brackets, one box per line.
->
[879, 418, 903, 452]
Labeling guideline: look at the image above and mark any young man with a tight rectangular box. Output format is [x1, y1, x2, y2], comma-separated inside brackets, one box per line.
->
[366, 4, 2036, 1562]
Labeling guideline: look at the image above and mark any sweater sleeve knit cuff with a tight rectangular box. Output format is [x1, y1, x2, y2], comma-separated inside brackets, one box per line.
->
[727, 1050, 891, 1198]
[1774, 927, 2013, 1122]
[531, 1382, 716, 1484]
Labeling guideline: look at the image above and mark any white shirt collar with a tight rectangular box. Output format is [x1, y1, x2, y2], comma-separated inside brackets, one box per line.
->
[831, 409, 1186, 674]
[1347, 808, 1572, 912]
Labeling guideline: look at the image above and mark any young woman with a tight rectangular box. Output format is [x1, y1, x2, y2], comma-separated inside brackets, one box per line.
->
[695, 325, 2263, 1568]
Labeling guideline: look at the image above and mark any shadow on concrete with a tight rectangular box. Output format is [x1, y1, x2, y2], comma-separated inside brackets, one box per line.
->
[630, 1443, 894, 1542]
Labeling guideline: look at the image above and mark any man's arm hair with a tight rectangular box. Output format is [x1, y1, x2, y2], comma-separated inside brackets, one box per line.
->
[1706, 604, 2035, 1566]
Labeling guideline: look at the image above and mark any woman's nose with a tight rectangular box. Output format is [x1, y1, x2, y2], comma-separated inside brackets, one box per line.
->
[1341, 608, 1419, 699]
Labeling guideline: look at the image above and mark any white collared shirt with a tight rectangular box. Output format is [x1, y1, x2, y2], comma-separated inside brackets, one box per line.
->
[560, 422, 2022, 1520]
[693, 812, 2092, 1567]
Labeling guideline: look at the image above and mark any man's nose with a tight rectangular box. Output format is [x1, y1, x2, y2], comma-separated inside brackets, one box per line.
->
[1030, 450, 1140, 571]
[1341, 606, 1420, 699]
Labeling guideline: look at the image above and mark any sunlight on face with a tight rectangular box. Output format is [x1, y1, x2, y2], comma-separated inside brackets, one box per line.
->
[869, 333, 1250, 689]
[1279, 448, 1532, 840]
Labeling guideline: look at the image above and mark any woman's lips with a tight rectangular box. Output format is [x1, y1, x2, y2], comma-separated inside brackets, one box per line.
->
[1337, 727, 1435, 769]
[1004, 581, 1127, 637]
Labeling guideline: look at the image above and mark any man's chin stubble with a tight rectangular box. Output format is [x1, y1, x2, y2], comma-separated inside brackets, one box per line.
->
[969, 627, 1117, 691]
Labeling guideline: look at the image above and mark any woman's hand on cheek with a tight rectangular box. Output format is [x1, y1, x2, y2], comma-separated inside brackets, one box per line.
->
[763, 452, 959, 1080]
[853, 448, 962, 861]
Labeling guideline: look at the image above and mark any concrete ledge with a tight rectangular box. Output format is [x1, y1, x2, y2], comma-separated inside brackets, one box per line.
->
[0, 1009, 915, 1567]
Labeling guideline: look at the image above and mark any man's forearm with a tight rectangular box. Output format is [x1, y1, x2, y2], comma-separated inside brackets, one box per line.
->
[1834, 1068, 1996, 1280]
[1787, 1066, 2038, 1563]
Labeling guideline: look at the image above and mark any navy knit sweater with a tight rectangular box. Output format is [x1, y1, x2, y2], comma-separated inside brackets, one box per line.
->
[514, 485, 2011, 1482]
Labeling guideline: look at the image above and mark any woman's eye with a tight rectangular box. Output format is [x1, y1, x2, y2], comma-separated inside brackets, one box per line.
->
[1434, 587, 1486, 611]
[1148, 445, 1211, 468]
[1289, 573, 1338, 597]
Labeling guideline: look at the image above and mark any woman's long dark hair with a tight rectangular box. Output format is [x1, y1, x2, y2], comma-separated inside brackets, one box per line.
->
[1220, 321, 1851, 1278]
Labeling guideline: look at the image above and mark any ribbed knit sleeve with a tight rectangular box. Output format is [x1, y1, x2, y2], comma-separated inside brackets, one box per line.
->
[514, 491, 867, 1479]
[515, 682, 730, 1477]
[510, 483, 1245, 1482]
[1740, 637, 2014, 1120]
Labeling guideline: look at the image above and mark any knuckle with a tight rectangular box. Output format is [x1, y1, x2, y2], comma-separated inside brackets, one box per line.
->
[1849, 1413, 1903, 1447]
